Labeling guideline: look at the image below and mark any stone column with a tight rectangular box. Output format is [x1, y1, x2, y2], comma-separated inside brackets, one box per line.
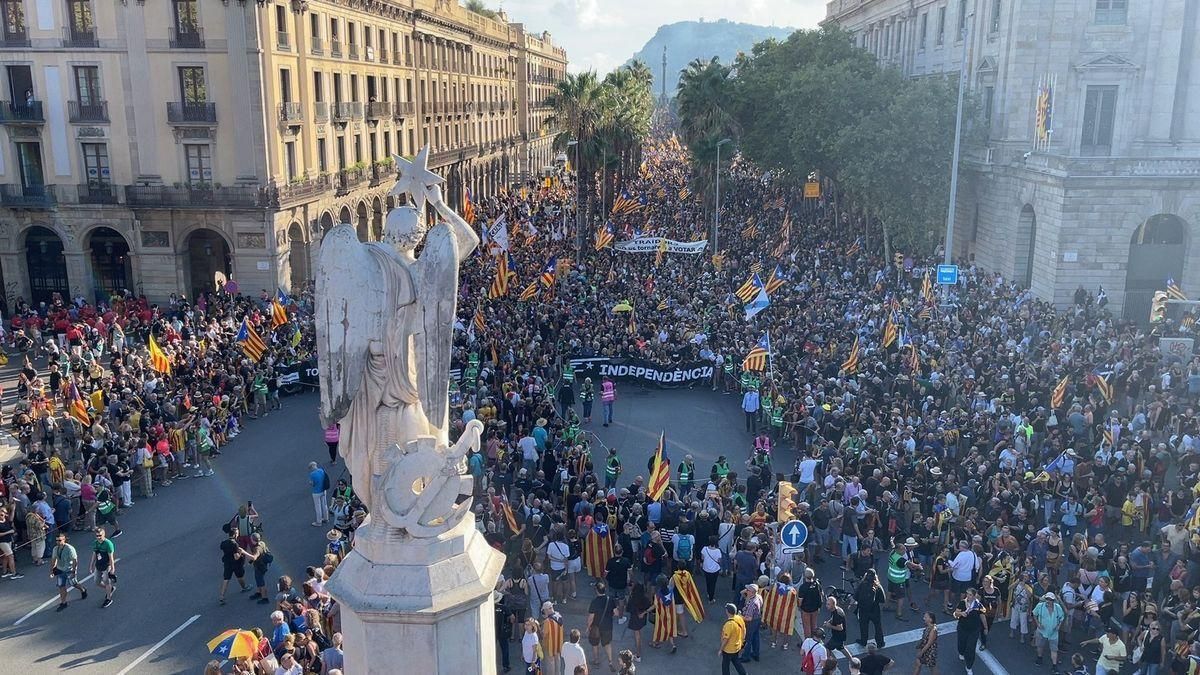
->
[326, 514, 505, 675]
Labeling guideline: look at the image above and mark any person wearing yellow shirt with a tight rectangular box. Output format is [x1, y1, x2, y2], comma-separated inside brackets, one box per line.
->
[720, 603, 748, 675]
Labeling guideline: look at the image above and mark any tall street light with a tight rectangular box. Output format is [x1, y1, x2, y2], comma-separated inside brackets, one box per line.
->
[714, 138, 733, 252]
[943, 11, 973, 302]
[567, 139, 580, 257]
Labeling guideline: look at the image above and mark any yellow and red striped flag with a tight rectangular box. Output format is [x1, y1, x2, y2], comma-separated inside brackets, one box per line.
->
[840, 336, 861, 375]
[68, 383, 91, 426]
[1051, 375, 1069, 409]
[518, 282, 539, 302]
[647, 431, 670, 501]
[501, 500, 520, 534]
[236, 318, 267, 362]
[671, 570, 706, 622]
[652, 587, 679, 643]
[148, 334, 172, 374]
[761, 581, 799, 635]
[488, 253, 510, 299]
[270, 298, 288, 328]
[583, 523, 614, 578]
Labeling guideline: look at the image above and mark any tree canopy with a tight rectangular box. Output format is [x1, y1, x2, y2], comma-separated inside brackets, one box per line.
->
[677, 25, 975, 254]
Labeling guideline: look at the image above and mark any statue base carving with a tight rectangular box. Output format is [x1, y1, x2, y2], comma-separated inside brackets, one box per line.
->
[325, 514, 505, 675]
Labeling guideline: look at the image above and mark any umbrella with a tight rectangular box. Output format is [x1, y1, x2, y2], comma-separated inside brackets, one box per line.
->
[207, 629, 260, 660]
[611, 301, 633, 313]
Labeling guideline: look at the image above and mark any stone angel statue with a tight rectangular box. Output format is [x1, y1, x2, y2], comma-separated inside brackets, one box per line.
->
[315, 147, 482, 539]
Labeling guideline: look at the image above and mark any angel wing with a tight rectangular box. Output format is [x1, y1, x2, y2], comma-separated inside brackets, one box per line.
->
[315, 225, 390, 426]
[414, 224, 461, 432]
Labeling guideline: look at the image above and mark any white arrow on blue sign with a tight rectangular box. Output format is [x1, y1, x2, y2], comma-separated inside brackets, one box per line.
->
[779, 520, 808, 554]
[936, 264, 959, 285]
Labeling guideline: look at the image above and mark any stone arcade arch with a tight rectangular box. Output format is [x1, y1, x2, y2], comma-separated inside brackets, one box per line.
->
[86, 226, 133, 302]
[1124, 214, 1188, 323]
[183, 228, 233, 299]
[24, 225, 68, 306]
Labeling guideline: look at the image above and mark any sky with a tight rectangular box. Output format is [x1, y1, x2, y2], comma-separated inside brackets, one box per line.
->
[493, 0, 829, 74]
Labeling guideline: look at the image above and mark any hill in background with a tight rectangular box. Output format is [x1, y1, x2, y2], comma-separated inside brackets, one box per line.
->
[629, 19, 795, 99]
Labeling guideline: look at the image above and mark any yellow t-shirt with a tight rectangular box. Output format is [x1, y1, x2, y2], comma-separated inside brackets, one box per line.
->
[1121, 499, 1138, 526]
[1098, 636, 1126, 671]
[722, 616, 746, 654]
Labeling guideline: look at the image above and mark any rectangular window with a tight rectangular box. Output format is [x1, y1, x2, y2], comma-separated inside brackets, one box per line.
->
[73, 65, 101, 104]
[332, 73, 342, 104]
[178, 66, 206, 103]
[313, 71, 323, 102]
[336, 136, 346, 170]
[936, 7, 946, 45]
[957, 0, 967, 37]
[1, 0, 27, 39]
[285, 141, 296, 180]
[984, 85, 994, 125]
[184, 144, 212, 183]
[279, 68, 291, 103]
[275, 4, 288, 49]
[68, 0, 93, 32]
[383, 131, 390, 158]
[317, 137, 327, 173]
[310, 13, 319, 39]
[1080, 85, 1117, 156]
[369, 131, 377, 163]
[354, 134, 361, 163]
[81, 142, 109, 186]
[919, 13, 928, 50]
[173, 0, 198, 32]
[991, 0, 1002, 32]
[1095, 0, 1128, 25]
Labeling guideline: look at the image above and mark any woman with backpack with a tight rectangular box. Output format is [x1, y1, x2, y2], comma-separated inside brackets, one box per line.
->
[240, 532, 273, 604]
[673, 523, 696, 573]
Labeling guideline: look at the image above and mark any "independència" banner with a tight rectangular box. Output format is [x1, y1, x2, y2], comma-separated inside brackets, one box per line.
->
[613, 237, 708, 254]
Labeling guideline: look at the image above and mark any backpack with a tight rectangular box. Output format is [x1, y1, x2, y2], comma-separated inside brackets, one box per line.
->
[643, 545, 657, 566]
[676, 535, 693, 562]
[321, 470, 330, 492]
[801, 642, 818, 674]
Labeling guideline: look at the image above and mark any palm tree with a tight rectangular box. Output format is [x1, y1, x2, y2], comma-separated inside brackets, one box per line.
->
[676, 57, 739, 213]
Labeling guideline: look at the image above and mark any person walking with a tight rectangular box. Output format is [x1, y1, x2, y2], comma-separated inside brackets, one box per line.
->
[1032, 592, 1065, 672]
[741, 387, 760, 433]
[0, 505, 22, 578]
[1082, 627, 1128, 675]
[953, 588, 986, 675]
[89, 527, 116, 608]
[323, 423, 340, 465]
[600, 376, 616, 427]
[218, 526, 250, 604]
[858, 641, 893, 675]
[579, 377, 595, 424]
[740, 582, 763, 663]
[855, 569, 887, 647]
[49, 532, 87, 610]
[720, 602, 748, 675]
[913, 612, 938, 675]
[308, 461, 329, 527]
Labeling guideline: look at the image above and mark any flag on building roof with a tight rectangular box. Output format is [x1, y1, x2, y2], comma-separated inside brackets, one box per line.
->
[647, 431, 670, 501]
[236, 318, 266, 362]
[148, 334, 172, 375]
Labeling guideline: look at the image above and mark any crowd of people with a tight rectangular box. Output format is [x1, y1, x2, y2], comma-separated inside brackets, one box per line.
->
[429, 128, 1200, 675]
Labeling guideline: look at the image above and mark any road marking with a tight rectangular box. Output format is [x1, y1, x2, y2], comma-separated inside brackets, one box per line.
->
[843, 620, 1011, 675]
[845, 620, 957, 655]
[14, 557, 121, 626]
[115, 613, 201, 675]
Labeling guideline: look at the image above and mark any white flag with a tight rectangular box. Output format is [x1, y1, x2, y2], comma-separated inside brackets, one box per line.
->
[486, 215, 510, 253]
[745, 287, 770, 320]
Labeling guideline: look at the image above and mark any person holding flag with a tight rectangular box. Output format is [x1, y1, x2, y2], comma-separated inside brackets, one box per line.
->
[647, 431, 671, 501]
[671, 566, 705, 639]
[651, 575, 679, 654]
[762, 572, 799, 650]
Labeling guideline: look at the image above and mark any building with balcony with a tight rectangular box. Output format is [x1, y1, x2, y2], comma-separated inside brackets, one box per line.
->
[0, 0, 567, 308]
[825, 0, 1200, 320]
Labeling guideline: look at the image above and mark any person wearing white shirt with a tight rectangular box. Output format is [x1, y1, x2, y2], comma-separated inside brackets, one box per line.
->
[800, 630, 830, 670]
[561, 629, 588, 673]
[949, 541, 979, 594]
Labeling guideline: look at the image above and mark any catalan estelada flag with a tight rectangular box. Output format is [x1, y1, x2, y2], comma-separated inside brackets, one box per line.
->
[236, 318, 266, 362]
[1051, 375, 1069, 409]
[541, 614, 563, 659]
[882, 313, 898, 349]
[841, 335, 861, 374]
[761, 580, 799, 636]
[647, 431, 670, 501]
[1167, 278, 1189, 301]
[1093, 370, 1114, 404]
[148, 334, 172, 374]
[610, 190, 641, 215]
[270, 297, 288, 329]
[671, 570, 706, 622]
[68, 383, 90, 426]
[583, 523, 614, 578]
[462, 187, 475, 224]
[652, 587, 678, 643]
[765, 264, 786, 295]
[734, 273, 760, 304]
[846, 237, 862, 257]
[594, 220, 615, 250]
[473, 307, 486, 333]
[539, 256, 557, 288]
[518, 282, 539, 302]
[488, 252, 510, 299]
[742, 333, 770, 372]
[922, 269, 935, 304]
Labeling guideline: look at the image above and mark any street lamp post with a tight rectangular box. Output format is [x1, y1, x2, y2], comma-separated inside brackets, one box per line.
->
[714, 138, 733, 252]
[943, 13, 972, 302]
[566, 139, 580, 257]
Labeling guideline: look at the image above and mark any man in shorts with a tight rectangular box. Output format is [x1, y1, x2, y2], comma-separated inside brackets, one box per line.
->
[1033, 592, 1065, 672]
[50, 532, 88, 610]
[89, 527, 116, 608]
[218, 526, 250, 604]
[94, 486, 123, 538]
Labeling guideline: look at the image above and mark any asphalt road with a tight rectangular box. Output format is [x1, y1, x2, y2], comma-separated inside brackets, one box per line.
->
[0, 384, 1064, 675]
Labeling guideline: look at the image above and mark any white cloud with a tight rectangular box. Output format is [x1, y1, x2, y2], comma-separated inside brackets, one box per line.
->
[499, 0, 828, 73]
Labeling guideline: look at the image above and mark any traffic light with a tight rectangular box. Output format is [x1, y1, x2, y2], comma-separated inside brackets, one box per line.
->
[1151, 291, 1168, 323]
[777, 481, 798, 524]
[894, 252, 904, 269]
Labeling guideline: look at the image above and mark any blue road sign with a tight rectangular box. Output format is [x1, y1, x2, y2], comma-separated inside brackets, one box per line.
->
[937, 264, 959, 285]
[780, 520, 808, 553]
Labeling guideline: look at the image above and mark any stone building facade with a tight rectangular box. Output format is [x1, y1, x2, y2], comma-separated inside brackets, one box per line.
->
[0, 0, 566, 309]
[826, 0, 1200, 320]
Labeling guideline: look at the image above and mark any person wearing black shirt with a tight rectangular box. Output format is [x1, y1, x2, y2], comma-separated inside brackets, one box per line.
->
[859, 641, 894, 675]
[855, 569, 887, 647]
[605, 546, 632, 618]
[218, 527, 249, 604]
[824, 595, 852, 660]
[954, 587, 987, 674]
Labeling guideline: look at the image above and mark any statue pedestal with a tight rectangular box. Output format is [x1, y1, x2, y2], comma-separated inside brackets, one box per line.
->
[326, 515, 505, 675]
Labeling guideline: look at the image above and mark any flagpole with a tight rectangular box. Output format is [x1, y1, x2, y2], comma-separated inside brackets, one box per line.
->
[766, 331, 774, 383]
